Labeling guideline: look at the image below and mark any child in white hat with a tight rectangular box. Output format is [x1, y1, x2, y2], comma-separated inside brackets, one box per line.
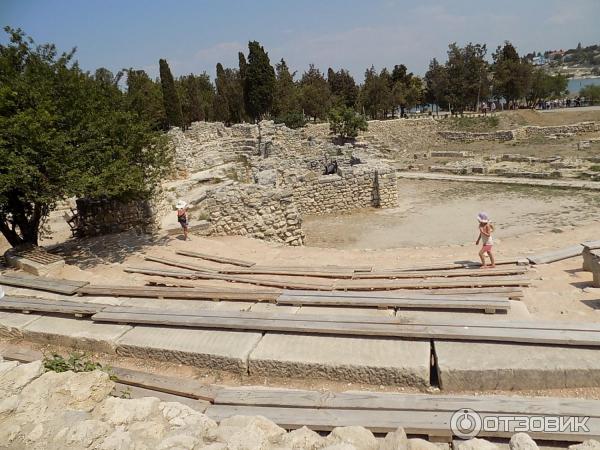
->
[176, 200, 189, 240]
[475, 212, 495, 268]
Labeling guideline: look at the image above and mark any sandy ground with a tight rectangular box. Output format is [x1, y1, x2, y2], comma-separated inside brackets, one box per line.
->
[304, 180, 600, 249]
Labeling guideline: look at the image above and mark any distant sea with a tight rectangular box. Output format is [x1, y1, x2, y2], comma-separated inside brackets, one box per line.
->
[567, 77, 600, 95]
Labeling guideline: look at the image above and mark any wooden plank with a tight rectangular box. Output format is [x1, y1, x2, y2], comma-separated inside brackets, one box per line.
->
[124, 267, 200, 279]
[91, 310, 600, 346]
[112, 383, 209, 412]
[144, 255, 217, 273]
[389, 287, 523, 298]
[0, 274, 88, 295]
[190, 272, 334, 291]
[393, 257, 525, 272]
[276, 294, 510, 312]
[0, 296, 104, 315]
[582, 240, 600, 250]
[96, 305, 600, 333]
[335, 277, 531, 291]
[78, 285, 280, 302]
[205, 405, 600, 441]
[353, 266, 527, 279]
[281, 289, 511, 301]
[214, 387, 600, 417]
[110, 367, 217, 401]
[218, 266, 355, 278]
[528, 245, 584, 265]
[175, 250, 255, 267]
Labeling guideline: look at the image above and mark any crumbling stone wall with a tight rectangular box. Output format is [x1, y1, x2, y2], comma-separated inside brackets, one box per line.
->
[438, 121, 600, 143]
[73, 197, 156, 237]
[202, 185, 304, 246]
[437, 130, 515, 142]
[281, 163, 398, 215]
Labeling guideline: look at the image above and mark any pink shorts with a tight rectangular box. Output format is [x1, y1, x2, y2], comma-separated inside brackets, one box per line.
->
[482, 244, 493, 252]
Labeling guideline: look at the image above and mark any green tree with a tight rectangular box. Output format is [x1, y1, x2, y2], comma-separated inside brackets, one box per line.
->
[526, 69, 567, 105]
[580, 85, 600, 104]
[214, 63, 245, 124]
[243, 41, 275, 121]
[0, 28, 171, 247]
[177, 73, 215, 125]
[272, 58, 299, 117]
[125, 69, 167, 129]
[445, 42, 490, 113]
[492, 41, 533, 107]
[328, 68, 359, 108]
[359, 66, 392, 119]
[328, 106, 368, 140]
[300, 64, 331, 122]
[424, 58, 449, 114]
[159, 58, 184, 128]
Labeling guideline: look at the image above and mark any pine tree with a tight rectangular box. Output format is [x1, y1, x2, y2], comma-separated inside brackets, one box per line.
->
[159, 59, 184, 128]
[243, 41, 275, 121]
[300, 64, 331, 122]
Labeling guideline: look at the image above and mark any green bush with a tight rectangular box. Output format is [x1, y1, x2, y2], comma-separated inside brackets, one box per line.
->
[43, 352, 112, 376]
[447, 115, 499, 131]
[274, 111, 307, 129]
[328, 106, 368, 140]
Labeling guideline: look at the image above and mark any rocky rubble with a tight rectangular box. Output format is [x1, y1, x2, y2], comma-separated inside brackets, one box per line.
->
[0, 358, 596, 449]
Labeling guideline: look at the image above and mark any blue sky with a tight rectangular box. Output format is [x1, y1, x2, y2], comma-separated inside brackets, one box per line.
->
[2, 0, 599, 81]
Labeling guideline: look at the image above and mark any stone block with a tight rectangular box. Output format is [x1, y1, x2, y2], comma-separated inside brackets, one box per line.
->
[116, 326, 262, 373]
[249, 333, 431, 386]
[0, 312, 42, 339]
[435, 341, 600, 390]
[23, 316, 131, 353]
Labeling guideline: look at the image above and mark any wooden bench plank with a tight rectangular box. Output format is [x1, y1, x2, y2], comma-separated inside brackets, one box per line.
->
[0, 274, 88, 295]
[175, 250, 255, 267]
[205, 405, 600, 441]
[218, 266, 355, 278]
[353, 266, 527, 279]
[78, 285, 280, 302]
[214, 388, 600, 417]
[111, 367, 218, 402]
[91, 310, 600, 346]
[144, 255, 217, 273]
[335, 277, 531, 291]
[277, 294, 510, 312]
[112, 383, 210, 412]
[0, 296, 103, 315]
[528, 245, 585, 265]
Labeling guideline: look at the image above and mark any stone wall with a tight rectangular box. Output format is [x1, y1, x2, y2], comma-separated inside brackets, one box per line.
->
[437, 130, 515, 142]
[280, 163, 398, 215]
[438, 121, 600, 143]
[202, 185, 304, 246]
[73, 197, 156, 237]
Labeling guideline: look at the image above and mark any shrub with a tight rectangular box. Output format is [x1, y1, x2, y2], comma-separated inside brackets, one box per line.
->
[328, 106, 368, 140]
[275, 111, 307, 129]
[43, 352, 112, 376]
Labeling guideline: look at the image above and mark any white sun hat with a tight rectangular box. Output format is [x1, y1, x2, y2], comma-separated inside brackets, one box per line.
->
[175, 200, 187, 209]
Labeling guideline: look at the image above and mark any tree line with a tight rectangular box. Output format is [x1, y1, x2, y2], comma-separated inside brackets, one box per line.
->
[128, 40, 570, 131]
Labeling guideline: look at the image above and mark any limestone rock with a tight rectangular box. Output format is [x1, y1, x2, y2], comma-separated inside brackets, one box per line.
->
[570, 440, 600, 450]
[95, 396, 161, 426]
[456, 438, 498, 450]
[217, 414, 286, 441]
[408, 438, 443, 450]
[98, 429, 133, 450]
[156, 433, 201, 450]
[381, 426, 408, 450]
[279, 426, 326, 449]
[509, 433, 538, 450]
[18, 370, 114, 415]
[0, 360, 44, 396]
[326, 426, 378, 449]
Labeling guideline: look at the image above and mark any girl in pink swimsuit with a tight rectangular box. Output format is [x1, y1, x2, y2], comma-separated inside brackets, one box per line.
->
[475, 212, 495, 268]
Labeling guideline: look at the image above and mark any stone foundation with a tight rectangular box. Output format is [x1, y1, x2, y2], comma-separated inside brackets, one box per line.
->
[281, 163, 398, 215]
[73, 197, 156, 237]
[202, 185, 304, 246]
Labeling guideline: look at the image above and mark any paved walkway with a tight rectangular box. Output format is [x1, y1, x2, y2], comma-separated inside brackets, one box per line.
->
[396, 171, 600, 191]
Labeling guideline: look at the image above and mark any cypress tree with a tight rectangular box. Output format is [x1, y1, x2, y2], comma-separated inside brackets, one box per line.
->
[159, 58, 184, 129]
[238, 52, 247, 81]
[243, 41, 275, 121]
